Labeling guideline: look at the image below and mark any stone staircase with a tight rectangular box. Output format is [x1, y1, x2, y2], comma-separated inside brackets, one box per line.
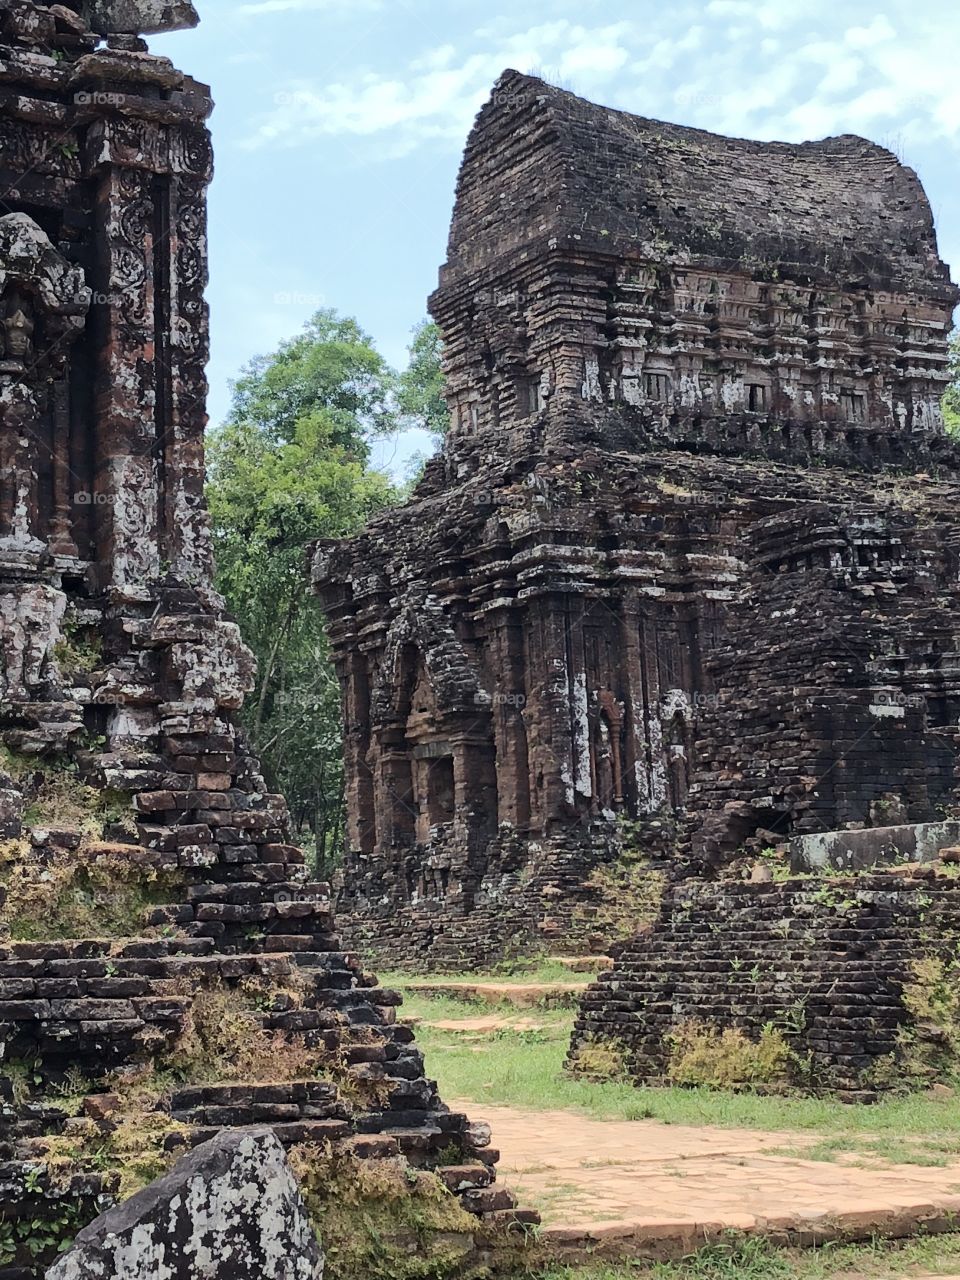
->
[0, 920, 536, 1248]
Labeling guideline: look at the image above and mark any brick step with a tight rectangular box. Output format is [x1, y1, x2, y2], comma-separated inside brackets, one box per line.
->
[604, 962, 914, 978]
[171, 1100, 351, 1127]
[261, 934, 341, 952]
[372, 1124, 442, 1159]
[322, 987, 404, 1010]
[0, 937, 216, 966]
[476, 1207, 543, 1228]
[290, 952, 368, 972]
[0, 1118, 65, 1142]
[168, 1084, 351, 1126]
[210, 863, 307, 884]
[435, 1163, 495, 1192]
[171, 1119, 352, 1150]
[184, 907, 336, 928]
[459, 1186, 519, 1215]
[185, 882, 329, 905]
[110, 954, 295, 980]
[168, 1080, 340, 1111]
[297, 969, 364, 993]
[256, 1008, 338, 1033]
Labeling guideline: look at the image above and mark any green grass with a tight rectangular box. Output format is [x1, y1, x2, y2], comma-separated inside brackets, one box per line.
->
[394, 979, 960, 1138]
[535, 1231, 960, 1280]
[769, 1133, 960, 1168]
[386, 979, 960, 1278]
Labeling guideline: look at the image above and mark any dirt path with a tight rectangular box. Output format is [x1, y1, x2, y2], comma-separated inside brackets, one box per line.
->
[462, 1102, 960, 1257]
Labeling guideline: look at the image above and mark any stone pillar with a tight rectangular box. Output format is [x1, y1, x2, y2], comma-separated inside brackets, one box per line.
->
[164, 146, 216, 585]
[81, 64, 214, 596]
[90, 155, 161, 594]
[486, 604, 530, 829]
[342, 652, 376, 853]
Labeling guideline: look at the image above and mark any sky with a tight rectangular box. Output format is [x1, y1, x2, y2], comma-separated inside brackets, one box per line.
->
[152, 0, 960, 477]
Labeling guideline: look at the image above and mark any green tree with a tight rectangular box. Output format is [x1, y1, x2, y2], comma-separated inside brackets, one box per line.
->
[944, 328, 960, 437]
[207, 310, 400, 871]
[396, 319, 448, 435]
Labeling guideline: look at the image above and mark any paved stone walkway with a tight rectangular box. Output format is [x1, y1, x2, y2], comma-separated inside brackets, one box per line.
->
[425, 1015, 548, 1033]
[465, 1102, 960, 1259]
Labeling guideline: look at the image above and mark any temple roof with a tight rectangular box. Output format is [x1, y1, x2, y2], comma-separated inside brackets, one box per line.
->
[440, 70, 956, 298]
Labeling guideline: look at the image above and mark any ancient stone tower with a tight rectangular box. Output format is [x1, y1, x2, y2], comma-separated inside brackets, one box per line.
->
[313, 71, 960, 969]
[0, 8, 529, 1274]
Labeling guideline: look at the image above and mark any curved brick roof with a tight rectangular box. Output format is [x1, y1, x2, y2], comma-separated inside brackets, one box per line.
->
[441, 70, 955, 297]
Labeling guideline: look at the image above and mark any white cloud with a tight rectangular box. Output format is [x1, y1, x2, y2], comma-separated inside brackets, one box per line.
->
[816, 56, 862, 95]
[555, 23, 632, 78]
[251, 59, 497, 154]
[704, 1, 750, 16]
[845, 14, 897, 47]
[840, 85, 904, 128]
[410, 44, 457, 73]
[245, 19, 637, 152]
[239, 0, 960, 159]
[784, 100, 846, 139]
[239, 0, 378, 13]
[705, 0, 810, 29]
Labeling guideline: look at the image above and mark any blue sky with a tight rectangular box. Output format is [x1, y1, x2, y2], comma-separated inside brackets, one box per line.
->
[153, 0, 960, 476]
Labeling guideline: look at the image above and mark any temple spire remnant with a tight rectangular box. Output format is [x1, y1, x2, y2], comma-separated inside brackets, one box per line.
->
[314, 71, 960, 971]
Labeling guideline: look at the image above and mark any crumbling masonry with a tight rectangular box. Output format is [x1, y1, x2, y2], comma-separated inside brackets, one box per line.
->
[0, 7, 532, 1276]
[313, 71, 960, 971]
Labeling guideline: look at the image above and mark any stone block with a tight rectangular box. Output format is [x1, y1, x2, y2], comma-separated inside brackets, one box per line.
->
[46, 1128, 323, 1279]
[196, 772, 232, 791]
[791, 822, 960, 873]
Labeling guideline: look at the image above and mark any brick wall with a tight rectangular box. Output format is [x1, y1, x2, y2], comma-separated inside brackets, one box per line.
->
[570, 868, 960, 1097]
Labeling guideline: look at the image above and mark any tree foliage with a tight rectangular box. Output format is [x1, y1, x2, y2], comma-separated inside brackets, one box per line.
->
[396, 319, 449, 435]
[207, 310, 401, 871]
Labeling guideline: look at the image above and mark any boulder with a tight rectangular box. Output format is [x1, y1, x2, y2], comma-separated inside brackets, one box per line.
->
[46, 1128, 323, 1279]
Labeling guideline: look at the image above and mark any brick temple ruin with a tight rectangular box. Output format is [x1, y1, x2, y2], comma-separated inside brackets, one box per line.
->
[313, 70, 960, 971]
[0, 6, 532, 1275]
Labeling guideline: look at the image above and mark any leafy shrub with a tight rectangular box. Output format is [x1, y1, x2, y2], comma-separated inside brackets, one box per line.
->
[667, 1021, 792, 1089]
[171, 983, 318, 1085]
[290, 1146, 497, 1280]
[880, 954, 960, 1086]
[0, 840, 184, 941]
[568, 1035, 630, 1081]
